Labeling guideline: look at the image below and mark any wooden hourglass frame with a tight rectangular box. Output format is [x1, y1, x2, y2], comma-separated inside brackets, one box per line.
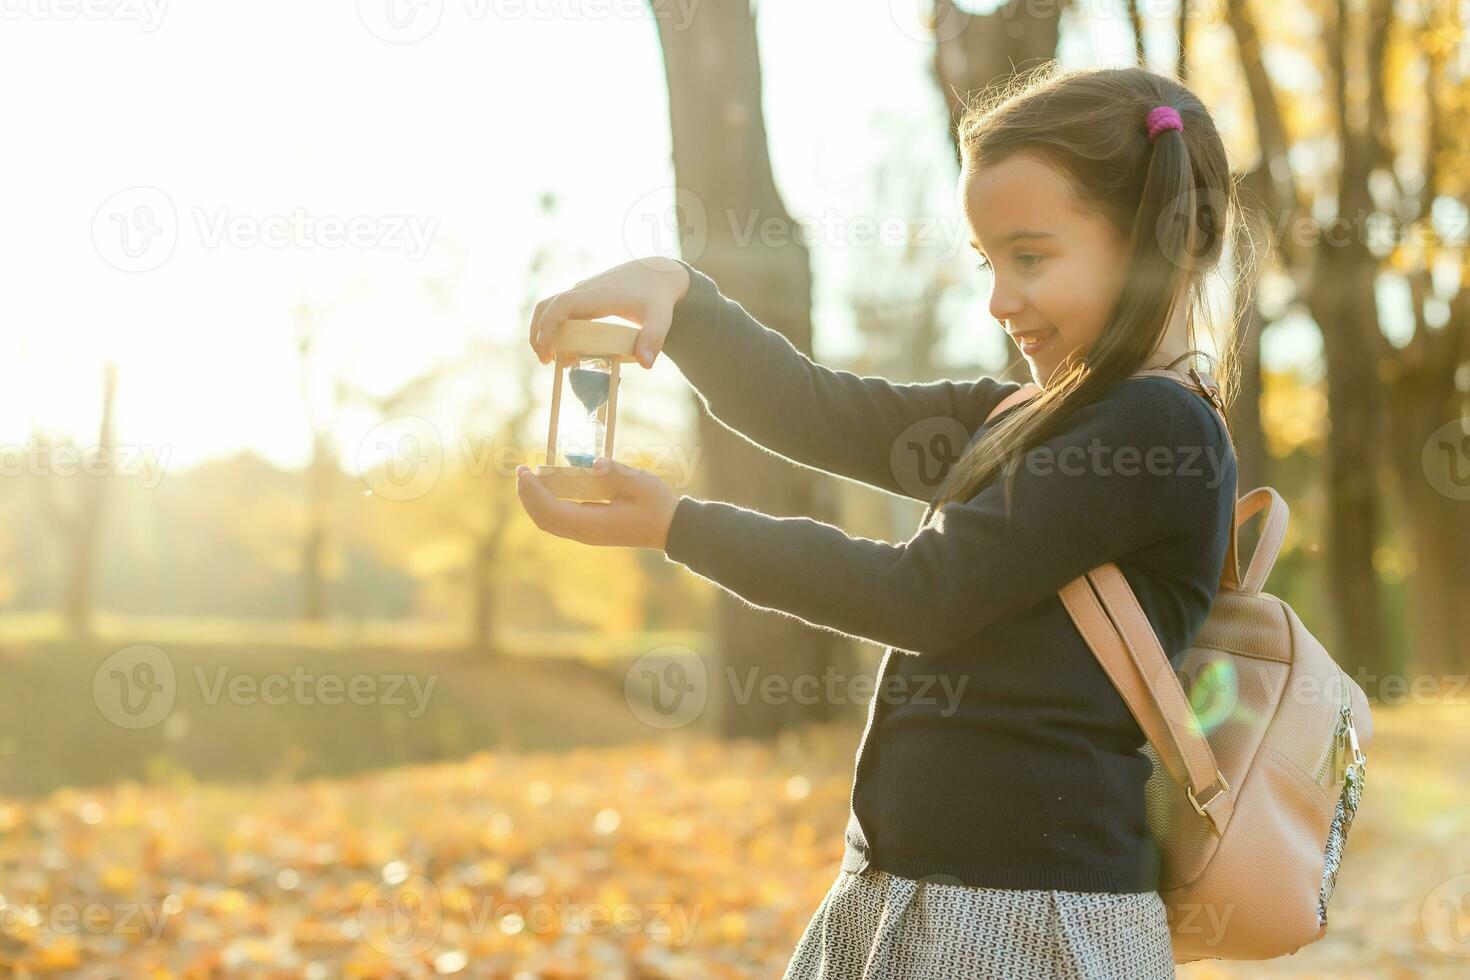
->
[534, 318, 640, 501]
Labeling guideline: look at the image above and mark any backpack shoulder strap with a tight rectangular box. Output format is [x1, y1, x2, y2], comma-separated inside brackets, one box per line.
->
[1060, 565, 1234, 836]
[1064, 486, 1289, 835]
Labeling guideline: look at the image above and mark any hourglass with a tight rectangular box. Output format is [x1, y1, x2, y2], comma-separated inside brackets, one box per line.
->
[534, 318, 640, 501]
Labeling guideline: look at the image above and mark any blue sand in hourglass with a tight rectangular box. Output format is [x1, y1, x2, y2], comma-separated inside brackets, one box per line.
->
[569, 368, 610, 412]
[566, 368, 611, 467]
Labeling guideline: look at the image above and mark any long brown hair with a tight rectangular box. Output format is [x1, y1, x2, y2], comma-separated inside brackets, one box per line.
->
[932, 64, 1260, 514]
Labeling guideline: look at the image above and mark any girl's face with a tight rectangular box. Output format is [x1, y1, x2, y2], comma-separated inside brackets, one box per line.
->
[960, 152, 1130, 386]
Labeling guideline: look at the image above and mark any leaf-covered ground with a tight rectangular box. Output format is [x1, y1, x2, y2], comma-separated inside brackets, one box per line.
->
[1, 702, 1466, 978]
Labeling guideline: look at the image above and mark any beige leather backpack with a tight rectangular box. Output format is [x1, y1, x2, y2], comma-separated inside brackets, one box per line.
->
[985, 366, 1372, 964]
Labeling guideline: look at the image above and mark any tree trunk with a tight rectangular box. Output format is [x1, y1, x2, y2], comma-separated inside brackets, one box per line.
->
[302, 433, 332, 624]
[1298, 0, 1391, 689]
[931, 0, 1071, 158]
[654, 0, 841, 735]
[67, 363, 118, 639]
[472, 535, 496, 656]
[1384, 349, 1470, 681]
[1306, 261, 1388, 687]
[301, 523, 325, 623]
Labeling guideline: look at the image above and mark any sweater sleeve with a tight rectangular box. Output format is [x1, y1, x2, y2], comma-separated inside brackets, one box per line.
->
[663, 379, 1235, 656]
[661, 259, 1019, 502]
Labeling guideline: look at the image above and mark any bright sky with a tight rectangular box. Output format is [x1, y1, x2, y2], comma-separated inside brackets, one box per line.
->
[1, 0, 1292, 475]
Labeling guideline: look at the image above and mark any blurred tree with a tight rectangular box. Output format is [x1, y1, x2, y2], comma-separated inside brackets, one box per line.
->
[292, 296, 343, 624]
[467, 209, 554, 658]
[653, 0, 843, 735]
[1128, 0, 1147, 69]
[32, 361, 117, 640]
[1372, 15, 1470, 678]
[1222, 0, 1470, 683]
[931, 0, 1071, 139]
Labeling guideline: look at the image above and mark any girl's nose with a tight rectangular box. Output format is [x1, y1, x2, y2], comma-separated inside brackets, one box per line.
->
[988, 278, 1024, 323]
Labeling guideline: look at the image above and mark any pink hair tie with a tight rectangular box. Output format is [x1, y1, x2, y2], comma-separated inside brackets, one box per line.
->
[1146, 105, 1183, 143]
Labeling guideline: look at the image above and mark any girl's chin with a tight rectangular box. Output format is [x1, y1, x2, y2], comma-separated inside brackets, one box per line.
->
[1030, 357, 1067, 388]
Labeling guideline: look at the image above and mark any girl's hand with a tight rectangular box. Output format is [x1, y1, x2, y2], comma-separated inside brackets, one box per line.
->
[528, 257, 691, 369]
[515, 457, 680, 551]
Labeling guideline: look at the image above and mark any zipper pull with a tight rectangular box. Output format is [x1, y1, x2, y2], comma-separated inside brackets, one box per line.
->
[1332, 726, 1348, 785]
[1346, 714, 1364, 771]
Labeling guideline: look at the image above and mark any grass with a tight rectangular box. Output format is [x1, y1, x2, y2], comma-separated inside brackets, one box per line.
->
[0, 701, 1466, 975]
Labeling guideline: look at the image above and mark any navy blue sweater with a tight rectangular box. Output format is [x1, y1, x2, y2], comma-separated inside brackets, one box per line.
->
[660, 260, 1236, 893]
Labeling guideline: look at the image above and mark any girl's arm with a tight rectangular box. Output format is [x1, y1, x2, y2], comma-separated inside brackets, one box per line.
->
[662, 379, 1236, 656]
[662, 260, 1021, 502]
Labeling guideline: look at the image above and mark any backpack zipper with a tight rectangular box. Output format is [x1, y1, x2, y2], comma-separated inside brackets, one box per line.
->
[1314, 667, 1353, 786]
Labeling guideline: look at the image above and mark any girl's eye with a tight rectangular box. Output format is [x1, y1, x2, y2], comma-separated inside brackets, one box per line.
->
[975, 254, 1042, 273]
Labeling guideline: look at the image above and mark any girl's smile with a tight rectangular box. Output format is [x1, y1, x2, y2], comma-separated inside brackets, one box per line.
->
[1010, 326, 1059, 356]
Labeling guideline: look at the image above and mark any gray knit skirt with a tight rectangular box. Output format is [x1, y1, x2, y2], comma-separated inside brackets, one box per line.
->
[781, 867, 1176, 980]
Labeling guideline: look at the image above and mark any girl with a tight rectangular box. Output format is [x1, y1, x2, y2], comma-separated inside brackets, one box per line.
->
[518, 64, 1250, 979]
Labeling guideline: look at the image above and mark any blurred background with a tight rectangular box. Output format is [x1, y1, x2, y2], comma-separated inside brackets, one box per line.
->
[1, 0, 1468, 976]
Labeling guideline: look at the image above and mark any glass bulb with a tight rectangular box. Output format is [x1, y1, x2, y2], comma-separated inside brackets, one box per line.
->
[563, 356, 611, 467]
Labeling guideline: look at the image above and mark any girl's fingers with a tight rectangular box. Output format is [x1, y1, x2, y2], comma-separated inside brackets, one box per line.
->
[532, 284, 646, 362]
[528, 297, 551, 363]
[634, 305, 673, 368]
[516, 468, 586, 541]
[517, 468, 632, 546]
